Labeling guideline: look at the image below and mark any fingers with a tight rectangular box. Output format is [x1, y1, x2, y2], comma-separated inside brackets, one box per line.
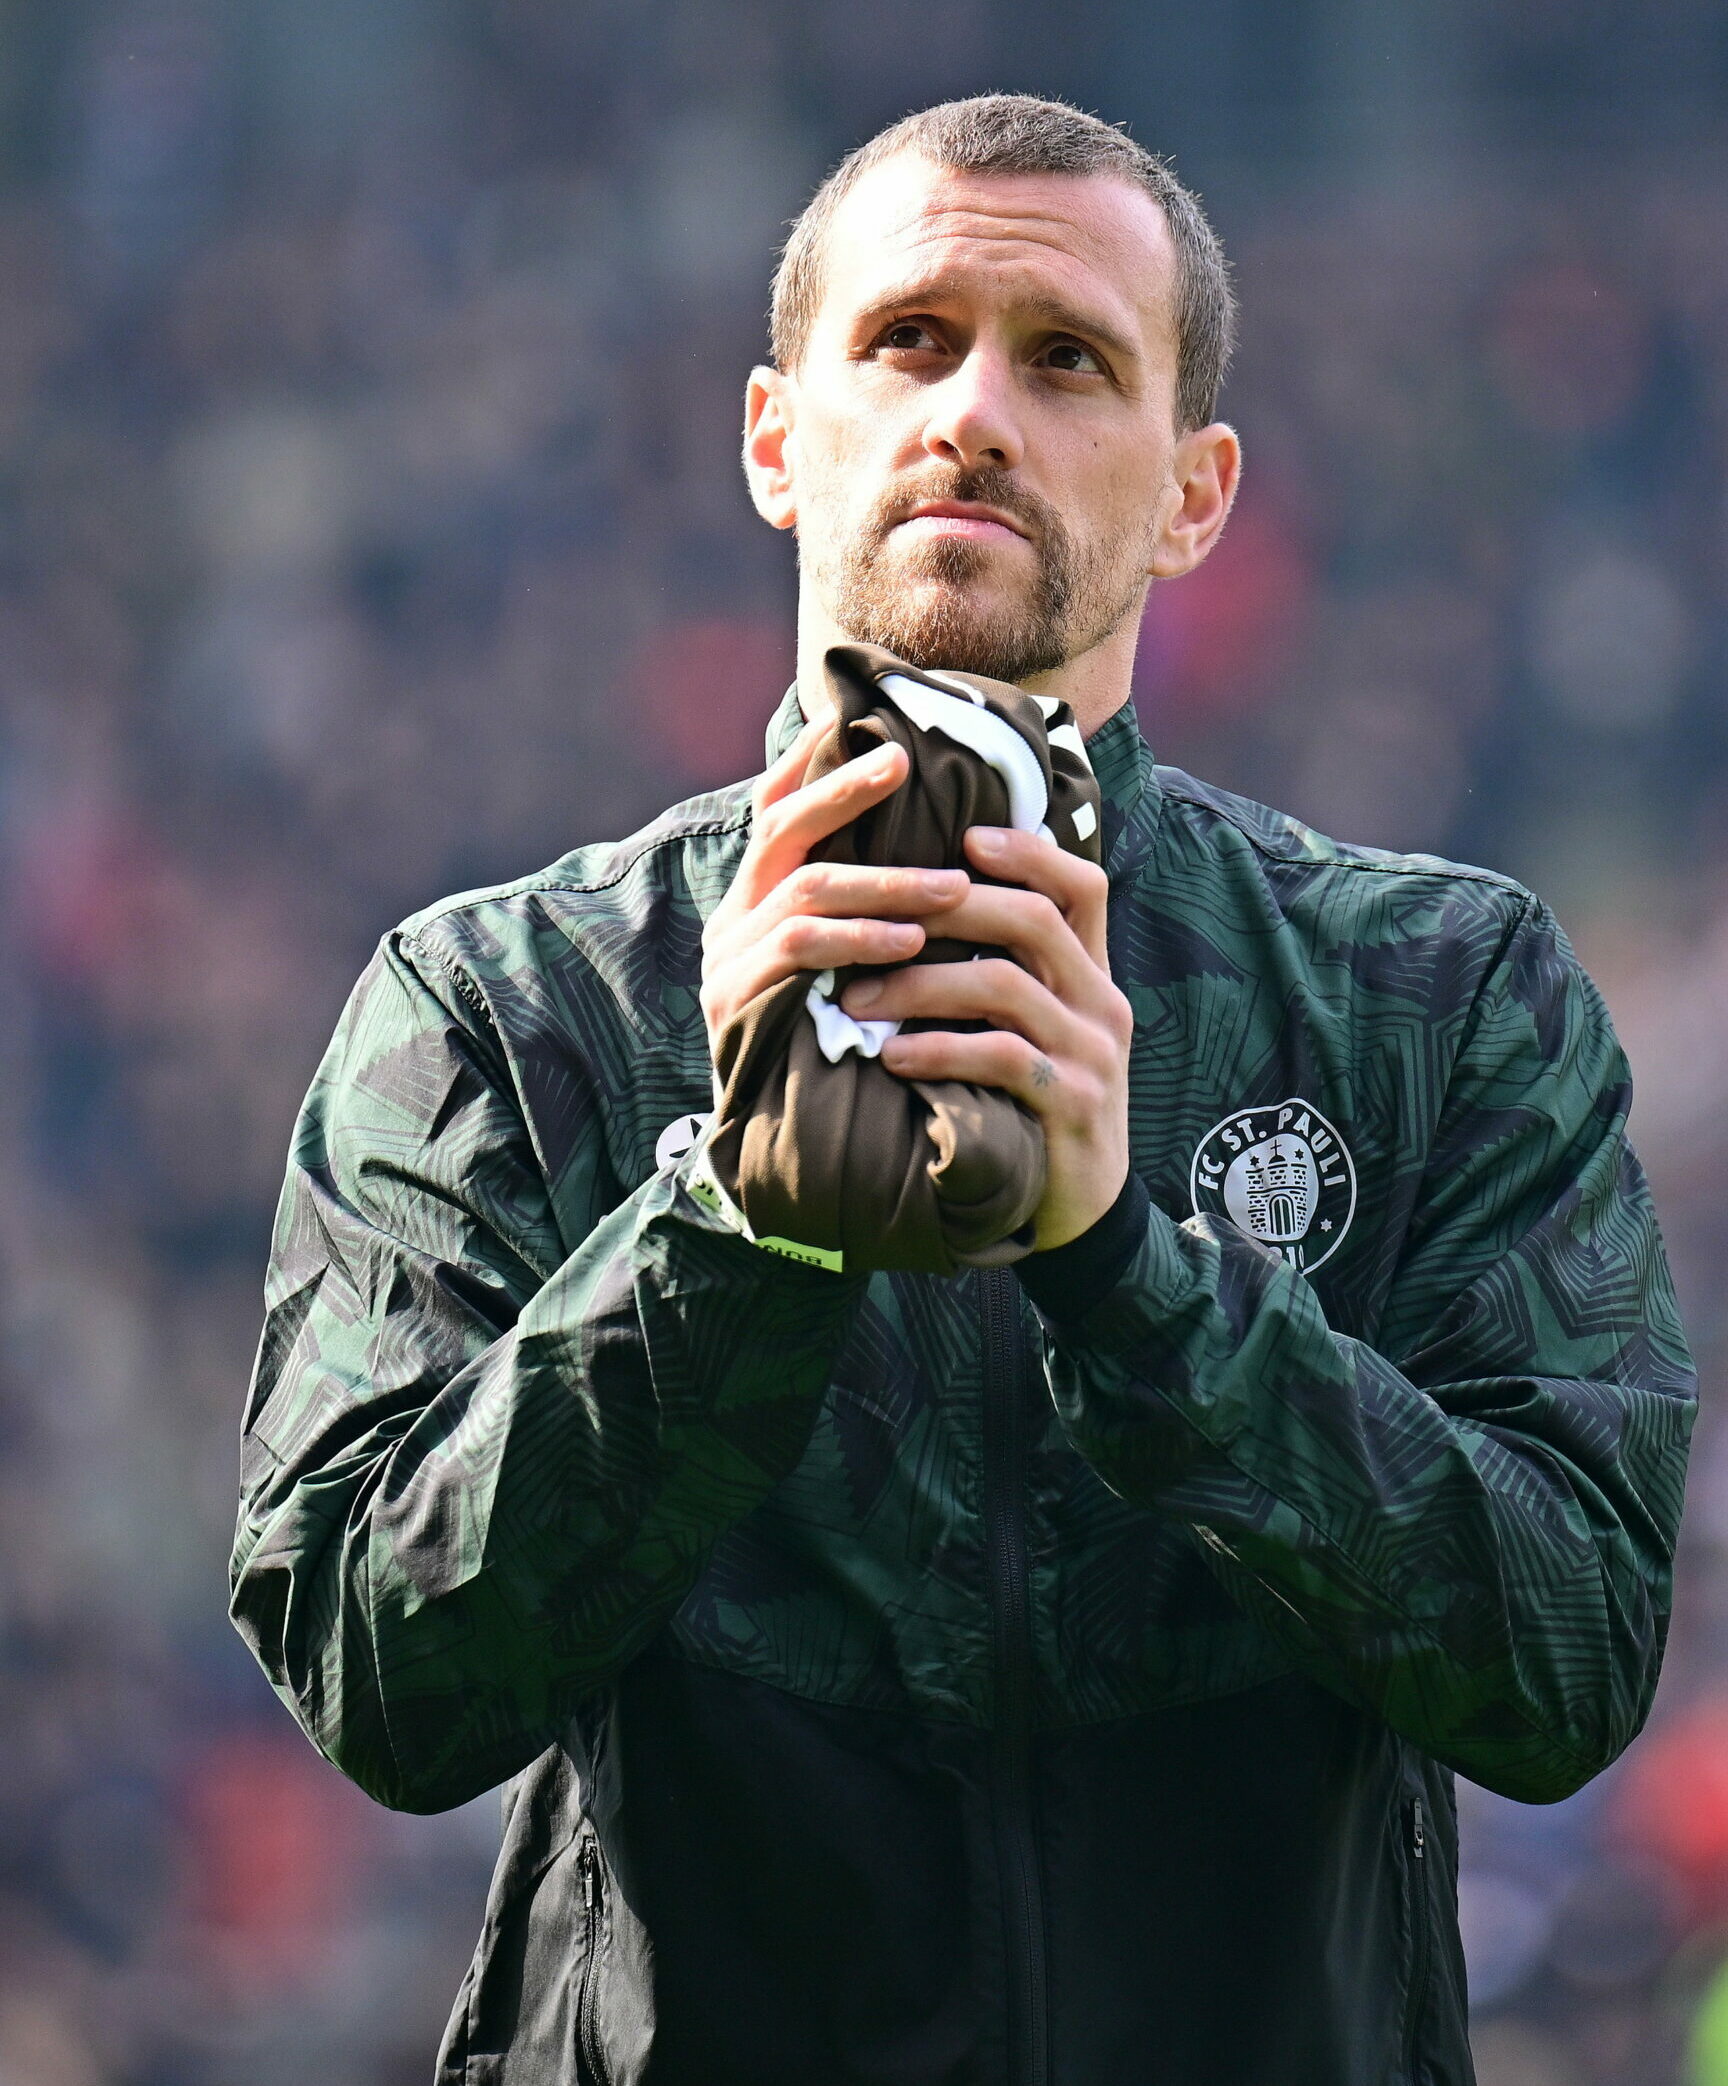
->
[732, 739, 911, 913]
[899, 878, 1118, 1017]
[842, 956, 1074, 1057]
[703, 863, 966, 1003]
[709, 915, 929, 1022]
[751, 717, 825, 817]
[708, 726, 825, 938]
[877, 1023, 1100, 1119]
[715, 862, 966, 961]
[704, 864, 967, 1032]
[706, 760, 1119, 1091]
[704, 734, 965, 1040]
[965, 826, 1111, 970]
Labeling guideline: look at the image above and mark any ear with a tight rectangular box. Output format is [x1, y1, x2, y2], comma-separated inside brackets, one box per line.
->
[1148, 422, 1242, 580]
[743, 365, 799, 531]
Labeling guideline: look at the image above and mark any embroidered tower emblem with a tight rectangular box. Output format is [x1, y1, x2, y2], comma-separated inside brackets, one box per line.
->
[1190, 1099, 1356, 1272]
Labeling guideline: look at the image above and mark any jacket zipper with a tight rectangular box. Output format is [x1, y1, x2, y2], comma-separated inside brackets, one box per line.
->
[577, 1838, 609, 2085]
[978, 1268, 1050, 2086]
[1403, 1796, 1430, 2081]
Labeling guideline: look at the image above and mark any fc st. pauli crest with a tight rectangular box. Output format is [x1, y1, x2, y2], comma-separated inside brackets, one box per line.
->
[1189, 1099, 1356, 1273]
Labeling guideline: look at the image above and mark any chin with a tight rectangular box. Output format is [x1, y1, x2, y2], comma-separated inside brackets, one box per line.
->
[898, 575, 1014, 632]
[824, 535, 1071, 683]
[888, 570, 1027, 641]
[857, 597, 1067, 683]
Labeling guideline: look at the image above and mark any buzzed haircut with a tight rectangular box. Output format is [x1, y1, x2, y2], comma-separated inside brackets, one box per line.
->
[770, 94, 1236, 432]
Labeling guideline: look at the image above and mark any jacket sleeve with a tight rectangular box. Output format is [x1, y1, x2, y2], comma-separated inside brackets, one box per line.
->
[229, 928, 861, 1813]
[1028, 895, 1695, 1802]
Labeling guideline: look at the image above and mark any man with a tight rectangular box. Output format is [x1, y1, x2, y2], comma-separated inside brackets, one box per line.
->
[231, 95, 1694, 2086]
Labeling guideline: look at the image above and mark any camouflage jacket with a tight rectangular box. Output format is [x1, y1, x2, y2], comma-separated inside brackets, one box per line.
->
[231, 689, 1694, 2086]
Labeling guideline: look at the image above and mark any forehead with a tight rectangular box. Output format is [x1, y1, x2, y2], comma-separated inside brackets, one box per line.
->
[815, 154, 1177, 348]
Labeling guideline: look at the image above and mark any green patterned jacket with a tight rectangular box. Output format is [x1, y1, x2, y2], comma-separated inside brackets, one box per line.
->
[231, 688, 1694, 2086]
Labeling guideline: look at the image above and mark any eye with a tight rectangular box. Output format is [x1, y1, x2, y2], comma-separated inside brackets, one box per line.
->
[1039, 337, 1105, 375]
[872, 318, 943, 355]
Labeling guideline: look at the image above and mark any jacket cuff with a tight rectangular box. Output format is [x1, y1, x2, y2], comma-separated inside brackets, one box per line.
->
[1016, 1171, 1152, 1324]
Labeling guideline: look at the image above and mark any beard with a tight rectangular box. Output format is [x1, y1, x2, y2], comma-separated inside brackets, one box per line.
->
[800, 463, 1148, 685]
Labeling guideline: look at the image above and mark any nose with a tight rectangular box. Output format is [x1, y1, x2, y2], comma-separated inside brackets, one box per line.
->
[919, 343, 1024, 472]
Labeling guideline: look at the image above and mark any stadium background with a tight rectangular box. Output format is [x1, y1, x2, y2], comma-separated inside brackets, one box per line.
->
[1, 1, 1726, 2080]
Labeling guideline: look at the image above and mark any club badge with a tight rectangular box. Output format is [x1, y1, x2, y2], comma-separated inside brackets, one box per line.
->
[1189, 1099, 1356, 1273]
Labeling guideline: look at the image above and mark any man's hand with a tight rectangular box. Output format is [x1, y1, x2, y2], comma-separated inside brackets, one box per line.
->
[840, 826, 1132, 1251]
[700, 723, 969, 1058]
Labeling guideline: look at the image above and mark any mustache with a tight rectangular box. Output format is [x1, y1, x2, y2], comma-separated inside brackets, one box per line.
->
[873, 467, 1061, 544]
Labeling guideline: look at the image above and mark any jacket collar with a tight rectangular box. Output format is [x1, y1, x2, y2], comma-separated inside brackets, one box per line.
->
[763, 682, 1159, 879]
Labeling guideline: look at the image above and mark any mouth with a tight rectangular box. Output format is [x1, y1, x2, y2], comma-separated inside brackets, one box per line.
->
[892, 500, 1032, 547]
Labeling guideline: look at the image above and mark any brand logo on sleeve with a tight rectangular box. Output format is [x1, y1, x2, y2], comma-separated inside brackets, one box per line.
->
[655, 1112, 711, 1170]
[1189, 1100, 1356, 1272]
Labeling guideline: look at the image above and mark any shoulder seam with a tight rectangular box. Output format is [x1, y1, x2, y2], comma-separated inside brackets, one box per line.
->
[1155, 775, 1527, 894]
[396, 927, 496, 1025]
[1435, 888, 1541, 1087]
[404, 807, 752, 934]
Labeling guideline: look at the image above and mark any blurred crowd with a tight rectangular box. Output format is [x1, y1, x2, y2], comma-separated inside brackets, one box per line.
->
[1, 2, 1726, 2081]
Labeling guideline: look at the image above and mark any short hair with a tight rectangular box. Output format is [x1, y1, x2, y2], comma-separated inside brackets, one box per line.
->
[769, 94, 1236, 432]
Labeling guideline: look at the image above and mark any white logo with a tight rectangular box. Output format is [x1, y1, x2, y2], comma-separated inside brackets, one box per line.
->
[655, 1112, 710, 1170]
[1189, 1099, 1356, 1272]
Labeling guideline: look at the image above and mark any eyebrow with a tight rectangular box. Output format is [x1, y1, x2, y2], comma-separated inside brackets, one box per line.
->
[1016, 293, 1144, 369]
[850, 278, 1145, 371]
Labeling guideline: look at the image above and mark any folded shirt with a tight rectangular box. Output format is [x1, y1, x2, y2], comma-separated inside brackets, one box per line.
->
[700, 642, 1104, 1275]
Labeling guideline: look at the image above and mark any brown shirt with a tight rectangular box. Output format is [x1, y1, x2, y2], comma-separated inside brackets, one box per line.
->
[706, 643, 1104, 1275]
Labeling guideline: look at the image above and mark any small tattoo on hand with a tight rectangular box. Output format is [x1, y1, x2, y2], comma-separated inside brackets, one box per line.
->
[1032, 1056, 1056, 1090]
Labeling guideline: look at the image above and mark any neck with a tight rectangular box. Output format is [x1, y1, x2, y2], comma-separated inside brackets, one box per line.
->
[793, 583, 1146, 740]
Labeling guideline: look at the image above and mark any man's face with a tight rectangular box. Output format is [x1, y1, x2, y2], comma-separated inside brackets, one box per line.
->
[772, 156, 1191, 682]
